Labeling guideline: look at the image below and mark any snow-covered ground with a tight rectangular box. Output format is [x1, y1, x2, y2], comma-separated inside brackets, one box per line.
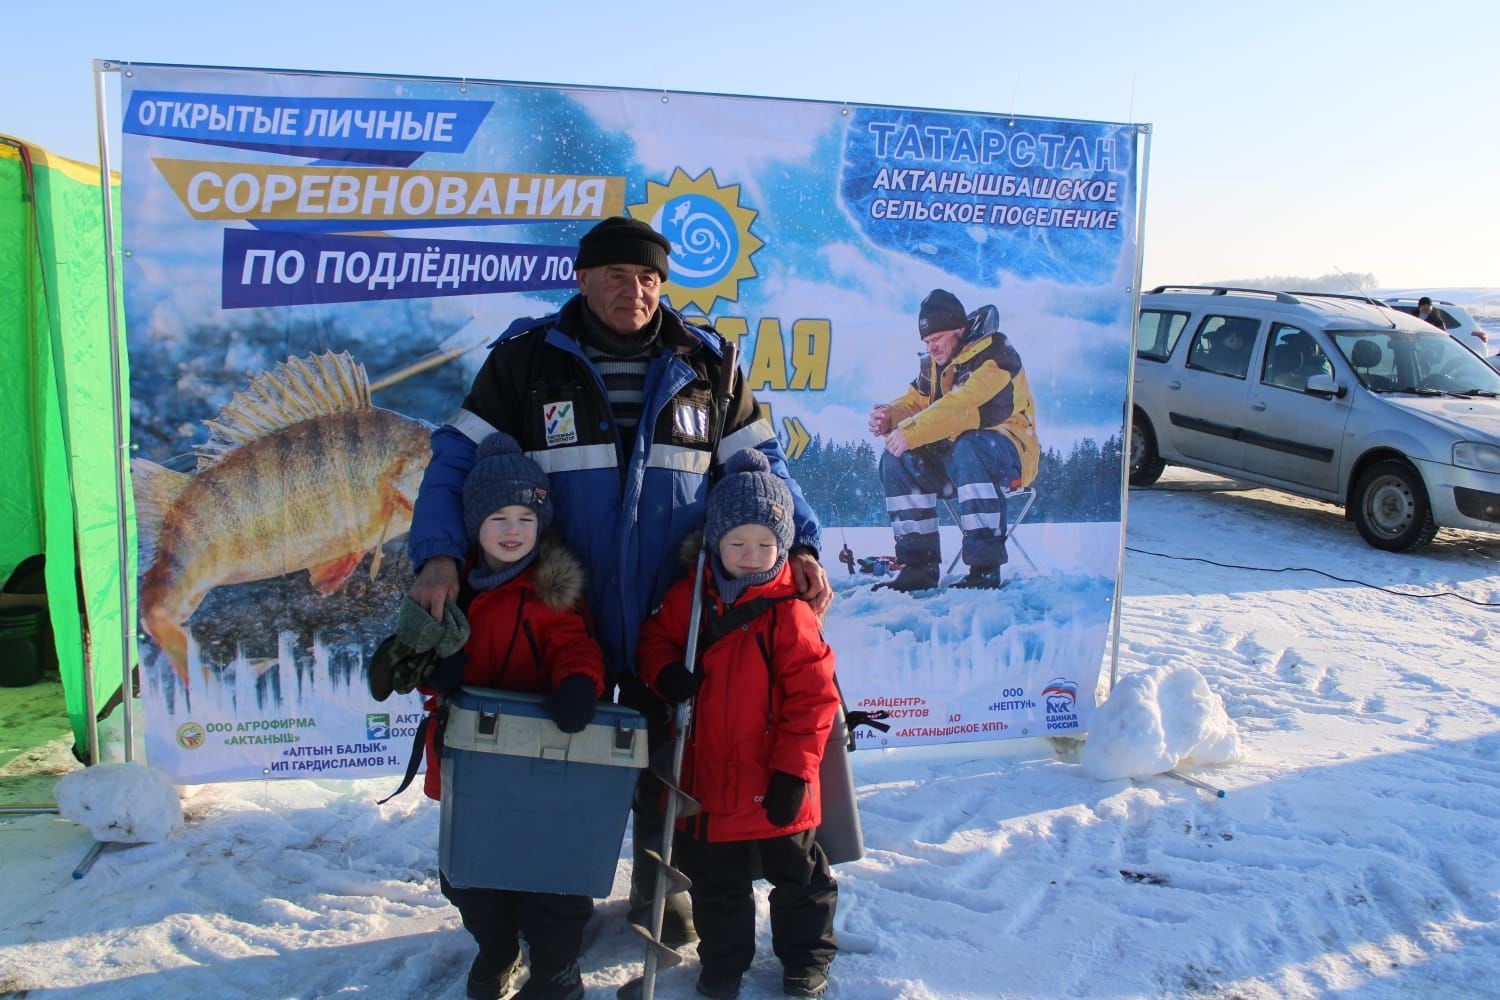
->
[3, 466, 1499, 999]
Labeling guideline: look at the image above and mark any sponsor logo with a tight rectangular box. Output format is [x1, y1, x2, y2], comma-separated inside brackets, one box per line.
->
[176, 722, 206, 750]
[630, 168, 764, 314]
[1042, 677, 1080, 731]
[544, 401, 577, 446]
[365, 714, 391, 740]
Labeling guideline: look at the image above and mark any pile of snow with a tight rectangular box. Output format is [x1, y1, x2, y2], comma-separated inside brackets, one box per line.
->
[54, 761, 183, 843]
[1080, 664, 1239, 780]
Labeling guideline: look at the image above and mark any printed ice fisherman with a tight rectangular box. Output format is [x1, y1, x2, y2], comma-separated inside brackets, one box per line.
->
[867, 289, 1040, 592]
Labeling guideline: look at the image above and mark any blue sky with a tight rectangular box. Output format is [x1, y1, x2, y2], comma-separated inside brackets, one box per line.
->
[6, 0, 1497, 288]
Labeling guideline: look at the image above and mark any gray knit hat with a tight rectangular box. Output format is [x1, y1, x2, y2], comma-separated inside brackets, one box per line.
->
[463, 432, 552, 543]
[575, 216, 672, 279]
[705, 449, 795, 555]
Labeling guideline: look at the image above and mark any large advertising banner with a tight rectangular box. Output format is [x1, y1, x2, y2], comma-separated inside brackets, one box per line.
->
[120, 63, 1144, 782]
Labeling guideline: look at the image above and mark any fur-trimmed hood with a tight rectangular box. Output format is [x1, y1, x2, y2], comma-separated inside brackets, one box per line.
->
[527, 532, 587, 610]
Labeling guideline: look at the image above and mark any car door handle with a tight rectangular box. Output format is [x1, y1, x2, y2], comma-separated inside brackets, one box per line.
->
[1250, 401, 1266, 411]
[1168, 380, 1181, 390]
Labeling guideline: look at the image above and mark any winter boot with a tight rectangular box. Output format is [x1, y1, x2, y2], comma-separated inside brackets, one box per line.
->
[465, 951, 521, 1000]
[782, 968, 829, 997]
[952, 565, 1003, 590]
[514, 960, 584, 1000]
[696, 966, 744, 998]
[876, 562, 940, 593]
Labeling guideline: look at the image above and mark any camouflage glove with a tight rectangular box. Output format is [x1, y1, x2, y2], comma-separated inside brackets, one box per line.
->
[368, 596, 470, 701]
[366, 635, 439, 702]
[395, 595, 470, 657]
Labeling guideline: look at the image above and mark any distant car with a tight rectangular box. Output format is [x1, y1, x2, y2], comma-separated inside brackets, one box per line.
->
[1131, 285, 1500, 550]
[1383, 297, 1498, 363]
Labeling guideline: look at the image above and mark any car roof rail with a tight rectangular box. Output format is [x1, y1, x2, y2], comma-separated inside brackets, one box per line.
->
[1383, 295, 1456, 306]
[1284, 290, 1386, 306]
[1145, 284, 1299, 303]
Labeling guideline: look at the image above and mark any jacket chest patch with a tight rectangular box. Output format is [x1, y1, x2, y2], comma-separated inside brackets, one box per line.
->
[672, 400, 709, 442]
[543, 400, 577, 446]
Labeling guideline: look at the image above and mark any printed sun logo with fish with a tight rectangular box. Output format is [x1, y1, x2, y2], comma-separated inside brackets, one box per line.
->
[629, 168, 763, 314]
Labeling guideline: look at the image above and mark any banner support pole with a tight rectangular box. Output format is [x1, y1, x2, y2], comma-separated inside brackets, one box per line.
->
[92, 58, 135, 764]
[1108, 123, 1153, 694]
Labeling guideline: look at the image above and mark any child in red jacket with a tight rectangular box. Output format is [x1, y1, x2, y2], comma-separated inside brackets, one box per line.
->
[637, 449, 841, 999]
[422, 432, 606, 1000]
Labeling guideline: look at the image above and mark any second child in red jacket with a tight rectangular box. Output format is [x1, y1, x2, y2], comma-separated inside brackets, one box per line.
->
[638, 449, 841, 999]
[423, 432, 606, 1000]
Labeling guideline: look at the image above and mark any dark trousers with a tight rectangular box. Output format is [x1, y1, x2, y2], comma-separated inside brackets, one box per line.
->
[440, 872, 593, 975]
[880, 429, 1022, 569]
[677, 828, 837, 977]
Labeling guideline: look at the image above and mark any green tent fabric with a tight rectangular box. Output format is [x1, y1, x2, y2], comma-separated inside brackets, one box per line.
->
[1, 135, 131, 757]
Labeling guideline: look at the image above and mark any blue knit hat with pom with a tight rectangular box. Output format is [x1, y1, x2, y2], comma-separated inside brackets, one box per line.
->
[463, 432, 552, 543]
[705, 449, 795, 556]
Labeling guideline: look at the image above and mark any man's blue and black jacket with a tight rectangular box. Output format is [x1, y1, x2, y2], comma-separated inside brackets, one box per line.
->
[407, 296, 821, 675]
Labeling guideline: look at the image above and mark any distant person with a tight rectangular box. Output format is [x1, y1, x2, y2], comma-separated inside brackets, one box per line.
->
[1417, 296, 1445, 329]
[1216, 326, 1251, 371]
[867, 289, 1040, 592]
[838, 543, 856, 576]
[1193, 324, 1253, 378]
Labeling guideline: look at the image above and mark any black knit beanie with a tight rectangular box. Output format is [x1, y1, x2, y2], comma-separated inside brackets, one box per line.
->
[918, 288, 967, 339]
[575, 216, 672, 279]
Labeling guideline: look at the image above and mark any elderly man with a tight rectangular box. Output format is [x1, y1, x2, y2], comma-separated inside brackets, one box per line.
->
[868, 289, 1039, 592]
[407, 216, 828, 992]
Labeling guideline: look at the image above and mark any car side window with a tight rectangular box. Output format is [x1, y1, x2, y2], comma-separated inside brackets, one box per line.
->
[1261, 324, 1330, 391]
[1186, 315, 1257, 379]
[1136, 310, 1189, 361]
[1335, 334, 1398, 390]
[1430, 308, 1455, 331]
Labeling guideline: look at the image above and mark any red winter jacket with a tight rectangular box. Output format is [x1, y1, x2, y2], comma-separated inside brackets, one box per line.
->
[421, 538, 606, 799]
[638, 562, 839, 842]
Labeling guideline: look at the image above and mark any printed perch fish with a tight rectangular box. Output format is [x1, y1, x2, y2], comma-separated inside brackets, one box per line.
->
[132, 352, 431, 685]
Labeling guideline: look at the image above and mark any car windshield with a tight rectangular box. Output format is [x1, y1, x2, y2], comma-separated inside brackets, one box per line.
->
[1328, 327, 1500, 396]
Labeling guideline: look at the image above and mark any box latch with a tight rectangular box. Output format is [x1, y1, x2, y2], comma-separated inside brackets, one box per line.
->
[478, 707, 499, 736]
[613, 719, 636, 755]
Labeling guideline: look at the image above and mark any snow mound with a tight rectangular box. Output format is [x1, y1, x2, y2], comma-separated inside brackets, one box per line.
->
[1080, 665, 1239, 780]
[54, 762, 184, 843]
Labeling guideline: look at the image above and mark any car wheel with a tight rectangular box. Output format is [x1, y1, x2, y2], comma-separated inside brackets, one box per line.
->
[1129, 411, 1165, 486]
[1351, 459, 1438, 551]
